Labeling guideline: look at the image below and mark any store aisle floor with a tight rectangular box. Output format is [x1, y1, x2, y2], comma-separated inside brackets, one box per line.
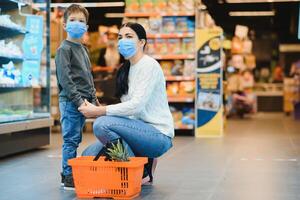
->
[1, 113, 300, 200]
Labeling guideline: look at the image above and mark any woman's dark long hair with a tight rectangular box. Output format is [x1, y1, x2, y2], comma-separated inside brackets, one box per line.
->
[115, 22, 147, 98]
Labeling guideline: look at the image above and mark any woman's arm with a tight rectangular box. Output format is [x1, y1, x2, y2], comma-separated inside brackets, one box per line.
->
[106, 63, 159, 116]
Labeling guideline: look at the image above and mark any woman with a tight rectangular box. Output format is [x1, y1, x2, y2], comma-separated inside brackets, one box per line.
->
[78, 22, 174, 185]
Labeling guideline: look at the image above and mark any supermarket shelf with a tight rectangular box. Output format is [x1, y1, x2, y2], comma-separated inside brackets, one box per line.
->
[124, 12, 195, 17]
[153, 54, 195, 60]
[168, 96, 194, 103]
[166, 76, 195, 81]
[0, 26, 26, 39]
[0, 55, 24, 64]
[147, 33, 194, 39]
[175, 125, 194, 130]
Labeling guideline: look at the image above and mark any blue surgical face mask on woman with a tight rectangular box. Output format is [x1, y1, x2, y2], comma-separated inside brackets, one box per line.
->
[118, 39, 137, 59]
[66, 21, 87, 39]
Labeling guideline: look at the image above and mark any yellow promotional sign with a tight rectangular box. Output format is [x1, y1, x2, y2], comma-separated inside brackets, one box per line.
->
[195, 27, 223, 138]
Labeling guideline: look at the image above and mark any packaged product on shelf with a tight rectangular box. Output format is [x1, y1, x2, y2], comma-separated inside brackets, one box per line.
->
[125, 0, 140, 12]
[160, 61, 173, 76]
[0, 61, 21, 85]
[155, 38, 168, 54]
[139, 0, 153, 12]
[235, 25, 249, 39]
[231, 54, 246, 71]
[181, 107, 195, 126]
[245, 54, 256, 69]
[187, 18, 195, 33]
[169, 106, 183, 127]
[243, 39, 252, 54]
[149, 17, 162, 34]
[162, 17, 176, 33]
[168, 0, 181, 12]
[146, 39, 156, 55]
[182, 38, 194, 54]
[0, 15, 25, 31]
[181, 0, 195, 11]
[175, 17, 189, 33]
[168, 38, 181, 54]
[179, 81, 195, 95]
[183, 60, 195, 77]
[122, 17, 137, 24]
[167, 82, 179, 96]
[231, 36, 243, 54]
[171, 60, 184, 75]
[137, 18, 149, 32]
[152, 0, 168, 12]
[0, 40, 23, 58]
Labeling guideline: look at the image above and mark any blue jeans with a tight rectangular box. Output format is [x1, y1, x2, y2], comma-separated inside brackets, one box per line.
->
[82, 116, 172, 158]
[59, 101, 85, 176]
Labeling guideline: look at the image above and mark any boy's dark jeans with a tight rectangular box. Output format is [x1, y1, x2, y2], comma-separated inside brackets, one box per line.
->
[59, 101, 85, 176]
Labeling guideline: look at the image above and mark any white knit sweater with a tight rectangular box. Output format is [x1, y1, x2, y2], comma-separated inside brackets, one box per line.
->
[106, 55, 174, 138]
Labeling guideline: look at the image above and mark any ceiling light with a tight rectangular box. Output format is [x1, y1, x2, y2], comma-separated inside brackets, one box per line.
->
[229, 11, 275, 16]
[226, 0, 300, 3]
[105, 13, 124, 18]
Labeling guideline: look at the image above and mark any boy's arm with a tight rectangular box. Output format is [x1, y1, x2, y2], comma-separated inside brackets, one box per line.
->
[55, 48, 84, 107]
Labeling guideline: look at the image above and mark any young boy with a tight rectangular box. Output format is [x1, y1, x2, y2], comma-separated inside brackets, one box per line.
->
[55, 4, 98, 190]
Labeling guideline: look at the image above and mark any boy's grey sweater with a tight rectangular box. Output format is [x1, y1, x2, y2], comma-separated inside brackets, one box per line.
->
[55, 40, 97, 107]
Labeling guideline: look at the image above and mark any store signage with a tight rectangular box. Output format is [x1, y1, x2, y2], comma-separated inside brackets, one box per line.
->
[195, 27, 223, 137]
[22, 15, 43, 86]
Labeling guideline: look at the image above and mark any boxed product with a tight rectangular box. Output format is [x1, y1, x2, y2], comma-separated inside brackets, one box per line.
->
[243, 39, 252, 54]
[149, 17, 162, 34]
[231, 54, 246, 71]
[235, 25, 249, 39]
[139, 0, 153, 12]
[183, 60, 195, 77]
[167, 82, 179, 96]
[187, 18, 195, 33]
[155, 38, 168, 54]
[137, 18, 149, 32]
[231, 36, 243, 54]
[168, 39, 181, 54]
[160, 61, 173, 76]
[245, 54, 256, 69]
[171, 60, 184, 75]
[175, 17, 189, 33]
[146, 39, 155, 55]
[162, 17, 176, 33]
[182, 38, 194, 54]
[152, 0, 168, 12]
[181, 0, 195, 11]
[125, 0, 140, 12]
[168, 0, 181, 12]
[179, 81, 195, 95]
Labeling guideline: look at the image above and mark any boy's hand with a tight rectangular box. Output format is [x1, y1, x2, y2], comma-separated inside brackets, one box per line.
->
[96, 99, 101, 106]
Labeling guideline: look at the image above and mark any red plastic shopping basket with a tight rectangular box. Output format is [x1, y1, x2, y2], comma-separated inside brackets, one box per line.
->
[68, 156, 148, 199]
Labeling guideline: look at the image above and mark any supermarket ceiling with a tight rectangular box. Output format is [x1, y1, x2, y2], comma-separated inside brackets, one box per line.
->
[202, 0, 300, 43]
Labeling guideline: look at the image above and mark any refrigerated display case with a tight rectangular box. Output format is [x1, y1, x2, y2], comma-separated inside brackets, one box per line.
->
[0, 0, 52, 157]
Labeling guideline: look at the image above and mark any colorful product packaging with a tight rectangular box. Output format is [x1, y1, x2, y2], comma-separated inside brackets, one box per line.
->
[168, 38, 181, 54]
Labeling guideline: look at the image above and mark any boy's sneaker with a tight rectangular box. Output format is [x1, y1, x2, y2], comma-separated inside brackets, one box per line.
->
[63, 174, 75, 190]
[60, 173, 65, 186]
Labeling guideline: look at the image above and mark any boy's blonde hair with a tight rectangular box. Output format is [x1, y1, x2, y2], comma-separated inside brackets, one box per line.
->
[63, 4, 89, 23]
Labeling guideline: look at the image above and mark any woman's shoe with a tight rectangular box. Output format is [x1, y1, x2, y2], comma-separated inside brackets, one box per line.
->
[142, 158, 157, 186]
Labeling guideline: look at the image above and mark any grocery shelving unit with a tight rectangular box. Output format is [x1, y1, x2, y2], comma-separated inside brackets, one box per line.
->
[124, 5, 196, 134]
[0, 0, 52, 157]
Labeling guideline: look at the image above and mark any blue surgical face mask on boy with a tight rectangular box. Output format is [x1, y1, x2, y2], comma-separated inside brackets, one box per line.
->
[118, 39, 137, 59]
[66, 21, 87, 39]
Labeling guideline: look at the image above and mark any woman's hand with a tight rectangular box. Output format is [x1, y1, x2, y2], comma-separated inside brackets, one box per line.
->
[78, 99, 106, 118]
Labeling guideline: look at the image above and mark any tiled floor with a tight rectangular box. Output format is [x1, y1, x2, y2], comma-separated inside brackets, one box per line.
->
[1, 113, 300, 200]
